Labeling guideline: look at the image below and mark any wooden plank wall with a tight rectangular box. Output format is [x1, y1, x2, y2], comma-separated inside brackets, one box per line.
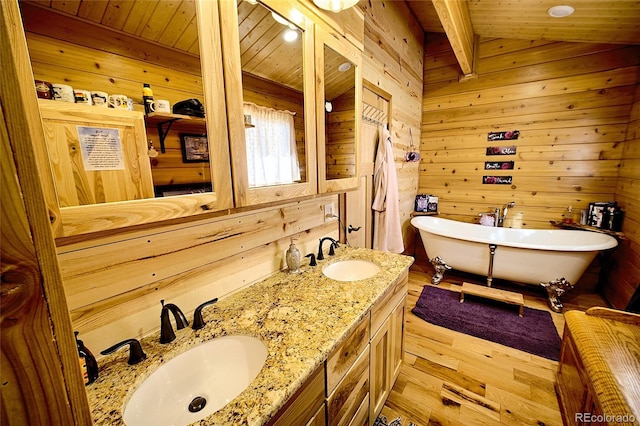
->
[58, 195, 339, 353]
[419, 33, 640, 300]
[420, 34, 639, 229]
[21, 3, 210, 189]
[608, 83, 640, 309]
[360, 1, 424, 252]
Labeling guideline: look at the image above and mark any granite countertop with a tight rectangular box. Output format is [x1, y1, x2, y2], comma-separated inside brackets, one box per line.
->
[87, 246, 414, 425]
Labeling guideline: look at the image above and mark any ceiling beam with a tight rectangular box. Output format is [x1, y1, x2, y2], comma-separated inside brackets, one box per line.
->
[431, 0, 475, 76]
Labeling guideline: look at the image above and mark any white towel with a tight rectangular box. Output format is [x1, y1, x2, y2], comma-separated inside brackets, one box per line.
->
[372, 127, 404, 253]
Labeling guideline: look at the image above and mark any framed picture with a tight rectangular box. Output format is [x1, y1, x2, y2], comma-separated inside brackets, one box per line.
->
[180, 133, 209, 162]
[588, 201, 616, 228]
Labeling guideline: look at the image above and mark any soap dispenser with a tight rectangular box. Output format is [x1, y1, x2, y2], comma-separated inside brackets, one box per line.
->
[286, 238, 301, 274]
[75, 331, 98, 385]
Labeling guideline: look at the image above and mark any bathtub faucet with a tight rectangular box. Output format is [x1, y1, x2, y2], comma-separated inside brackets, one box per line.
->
[497, 202, 516, 227]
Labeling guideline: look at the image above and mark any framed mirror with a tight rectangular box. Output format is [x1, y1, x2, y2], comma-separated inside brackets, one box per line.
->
[316, 27, 362, 193]
[18, 0, 232, 238]
[220, 0, 317, 207]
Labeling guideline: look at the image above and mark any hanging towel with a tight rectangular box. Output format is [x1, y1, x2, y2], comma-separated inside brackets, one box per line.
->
[372, 126, 404, 253]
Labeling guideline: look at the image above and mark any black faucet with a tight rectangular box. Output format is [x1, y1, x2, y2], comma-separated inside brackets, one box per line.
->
[317, 237, 339, 261]
[192, 297, 218, 330]
[101, 339, 147, 365]
[305, 253, 317, 266]
[159, 300, 188, 344]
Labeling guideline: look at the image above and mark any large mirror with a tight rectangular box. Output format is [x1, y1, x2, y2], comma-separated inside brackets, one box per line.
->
[317, 28, 362, 193]
[323, 45, 357, 181]
[18, 0, 233, 237]
[221, 0, 317, 206]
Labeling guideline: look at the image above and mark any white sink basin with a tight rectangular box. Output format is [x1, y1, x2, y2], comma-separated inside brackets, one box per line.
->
[322, 259, 381, 281]
[123, 335, 267, 426]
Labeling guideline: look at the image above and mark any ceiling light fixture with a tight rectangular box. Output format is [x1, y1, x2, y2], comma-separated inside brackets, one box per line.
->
[283, 29, 299, 42]
[271, 11, 290, 26]
[547, 5, 575, 18]
[338, 62, 352, 72]
[313, 0, 359, 13]
[325, 101, 333, 113]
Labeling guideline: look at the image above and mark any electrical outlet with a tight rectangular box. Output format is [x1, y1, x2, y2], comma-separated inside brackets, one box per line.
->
[324, 202, 335, 222]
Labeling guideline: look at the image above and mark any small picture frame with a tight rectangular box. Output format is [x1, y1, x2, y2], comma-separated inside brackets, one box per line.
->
[588, 201, 616, 228]
[180, 133, 209, 163]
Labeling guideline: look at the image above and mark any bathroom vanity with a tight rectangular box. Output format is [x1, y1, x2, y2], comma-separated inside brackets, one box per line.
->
[88, 247, 413, 425]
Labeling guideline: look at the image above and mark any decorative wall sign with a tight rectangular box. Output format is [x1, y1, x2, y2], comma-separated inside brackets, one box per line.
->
[77, 126, 125, 171]
[483, 175, 513, 185]
[486, 145, 517, 155]
[488, 130, 519, 141]
[485, 161, 514, 170]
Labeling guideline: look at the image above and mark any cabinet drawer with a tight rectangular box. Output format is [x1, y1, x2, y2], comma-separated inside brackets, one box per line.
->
[349, 393, 369, 426]
[326, 313, 370, 394]
[269, 364, 325, 426]
[371, 270, 408, 335]
[307, 403, 326, 426]
[327, 346, 370, 426]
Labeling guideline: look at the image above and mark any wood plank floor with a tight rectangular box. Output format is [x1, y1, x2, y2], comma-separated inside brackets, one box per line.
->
[380, 265, 609, 426]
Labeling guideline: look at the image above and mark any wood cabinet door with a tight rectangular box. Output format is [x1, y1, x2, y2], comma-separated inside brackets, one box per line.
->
[315, 25, 363, 194]
[390, 298, 406, 385]
[369, 318, 391, 421]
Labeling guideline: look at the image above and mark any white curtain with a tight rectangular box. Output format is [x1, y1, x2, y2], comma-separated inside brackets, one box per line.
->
[244, 102, 300, 187]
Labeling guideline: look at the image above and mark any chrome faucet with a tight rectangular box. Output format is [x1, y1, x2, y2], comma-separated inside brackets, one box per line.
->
[497, 202, 516, 227]
[159, 300, 189, 344]
[317, 237, 339, 260]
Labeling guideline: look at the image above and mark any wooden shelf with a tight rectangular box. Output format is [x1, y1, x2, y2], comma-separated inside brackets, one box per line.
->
[550, 220, 625, 240]
[144, 112, 206, 153]
[410, 211, 438, 217]
[144, 111, 206, 124]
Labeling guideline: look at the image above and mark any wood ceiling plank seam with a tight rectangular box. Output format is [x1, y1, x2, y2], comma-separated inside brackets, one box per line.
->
[99, 0, 134, 32]
[76, 0, 108, 22]
[158, 0, 197, 49]
[120, 0, 158, 36]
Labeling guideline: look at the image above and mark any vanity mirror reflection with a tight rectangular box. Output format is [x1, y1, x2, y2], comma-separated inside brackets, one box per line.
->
[18, 0, 232, 238]
[220, 0, 317, 207]
[316, 27, 362, 193]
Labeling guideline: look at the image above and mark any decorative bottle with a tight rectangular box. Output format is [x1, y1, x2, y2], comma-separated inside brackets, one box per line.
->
[142, 83, 154, 115]
[286, 238, 301, 274]
[75, 331, 98, 385]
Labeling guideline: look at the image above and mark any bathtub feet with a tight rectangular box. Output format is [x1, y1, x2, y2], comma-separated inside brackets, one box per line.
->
[540, 277, 574, 313]
[430, 256, 452, 285]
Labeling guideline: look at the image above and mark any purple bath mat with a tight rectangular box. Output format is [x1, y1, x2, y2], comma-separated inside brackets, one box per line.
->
[411, 285, 562, 360]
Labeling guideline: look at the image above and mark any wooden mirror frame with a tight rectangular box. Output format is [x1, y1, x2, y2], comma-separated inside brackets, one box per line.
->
[22, 0, 233, 240]
[315, 25, 362, 194]
[220, 0, 318, 207]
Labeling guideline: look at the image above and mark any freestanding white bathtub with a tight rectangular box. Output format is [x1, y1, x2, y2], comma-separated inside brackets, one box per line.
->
[411, 216, 618, 307]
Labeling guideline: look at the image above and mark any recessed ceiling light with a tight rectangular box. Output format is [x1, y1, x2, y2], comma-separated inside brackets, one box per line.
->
[547, 5, 575, 18]
[338, 62, 352, 72]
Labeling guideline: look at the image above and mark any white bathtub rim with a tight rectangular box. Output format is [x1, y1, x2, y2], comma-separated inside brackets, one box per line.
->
[411, 216, 618, 252]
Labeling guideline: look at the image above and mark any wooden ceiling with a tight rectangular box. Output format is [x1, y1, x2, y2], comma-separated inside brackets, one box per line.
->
[408, 0, 640, 45]
[25, 0, 639, 90]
